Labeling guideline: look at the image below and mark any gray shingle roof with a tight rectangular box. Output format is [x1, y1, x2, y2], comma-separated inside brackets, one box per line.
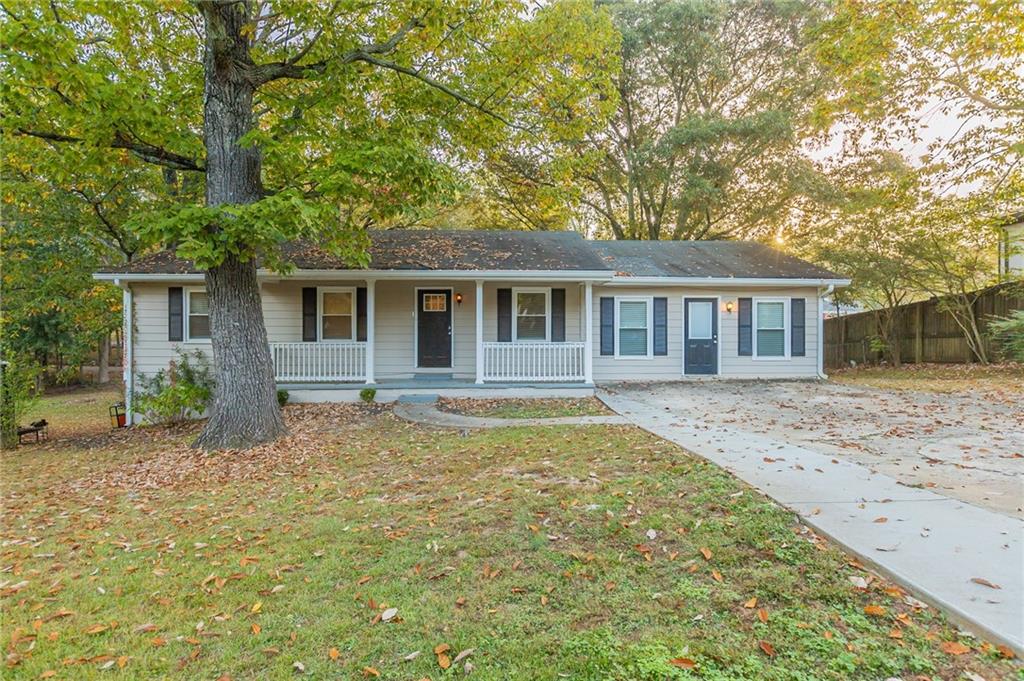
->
[592, 240, 841, 279]
[100, 230, 843, 280]
[103, 230, 609, 274]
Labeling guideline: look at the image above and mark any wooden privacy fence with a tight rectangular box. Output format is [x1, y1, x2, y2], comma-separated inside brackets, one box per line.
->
[824, 282, 1024, 368]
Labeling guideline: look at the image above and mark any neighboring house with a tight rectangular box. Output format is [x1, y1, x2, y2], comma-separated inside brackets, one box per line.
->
[999, 211, 1024, 278]
[95, 230, 849, 416]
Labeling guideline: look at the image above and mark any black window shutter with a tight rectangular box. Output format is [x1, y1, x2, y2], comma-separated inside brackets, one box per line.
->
[497, 288, 512, 342]
[356, 287, 367, 341]
[600, 297, 614, 355]
[551, 288, 566, 342]
[791, 298, 806, 356]
[653, 297, 668, 355]
[738, 298, 752, 356]
[302, 287, 317, 342]
[168, 287, 183, 341]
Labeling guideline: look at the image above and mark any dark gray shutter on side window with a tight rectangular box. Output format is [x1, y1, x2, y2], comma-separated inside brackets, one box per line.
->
[653, 297, 668, 355]
[551, 288, 565, 342]
[738, 297, 752, 356]
[168, 287, 183, 341]
[356, 287, 367, 341]
[302, 287, 317, 341]
[497, 288, 512, 342]
[600, 297, 614, 355]
[791, 297, 806, 356]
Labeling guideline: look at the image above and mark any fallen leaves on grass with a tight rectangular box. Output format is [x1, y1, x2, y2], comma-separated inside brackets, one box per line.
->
[669, 657, 696, 669]
[864, 605, 886, 617]
[940, 641, 971, 655]
[758, 641, 775, 657]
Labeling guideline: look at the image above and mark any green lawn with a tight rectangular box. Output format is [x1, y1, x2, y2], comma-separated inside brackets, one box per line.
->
[831, 362, 1024, 394]
[1, 393, 1017, 680]
[438, 396, 612, 419]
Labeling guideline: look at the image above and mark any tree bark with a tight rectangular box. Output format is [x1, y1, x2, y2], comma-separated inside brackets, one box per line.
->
[97, 336, 110, 384]
[193, 0, 287, 449]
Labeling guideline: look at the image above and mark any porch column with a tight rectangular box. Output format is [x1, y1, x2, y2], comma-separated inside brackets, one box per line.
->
[365, 280, 375, 384]
[584, 281, 594, 385]
[475, 279, 484, 384]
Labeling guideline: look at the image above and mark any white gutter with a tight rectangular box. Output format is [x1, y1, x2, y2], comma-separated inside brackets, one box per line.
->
[94, 269, 615, 283]
[817, 284, 835, 379]
[603, 276, 851, 287]
[94, 270, 851, 287]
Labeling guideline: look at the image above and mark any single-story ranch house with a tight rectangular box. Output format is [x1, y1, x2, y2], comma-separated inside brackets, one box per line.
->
[95, 230, 849, 416]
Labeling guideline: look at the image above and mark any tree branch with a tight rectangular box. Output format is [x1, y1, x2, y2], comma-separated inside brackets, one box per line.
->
[14, 127, 205, 172]
[250, 15, 426, 84]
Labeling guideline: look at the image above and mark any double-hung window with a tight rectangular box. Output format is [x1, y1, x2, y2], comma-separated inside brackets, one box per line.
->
[319, 288, 355, 341]
[755, 299, 787, 357]
[185, 289, 210, 341]
[616, 297, 651, 357]
[514, 289, 549, 341]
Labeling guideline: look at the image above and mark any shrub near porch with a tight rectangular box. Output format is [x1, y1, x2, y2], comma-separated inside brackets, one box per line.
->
[0, 404, 1016, 679]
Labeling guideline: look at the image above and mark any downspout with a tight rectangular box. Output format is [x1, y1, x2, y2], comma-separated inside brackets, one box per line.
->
[118, 280, 135, 424]
[817, 284, 834, 379]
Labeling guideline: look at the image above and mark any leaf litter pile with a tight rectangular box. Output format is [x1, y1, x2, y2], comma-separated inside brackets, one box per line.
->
[2, 403, 1018, 679]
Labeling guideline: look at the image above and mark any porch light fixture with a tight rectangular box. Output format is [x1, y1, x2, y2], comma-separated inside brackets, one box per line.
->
[724, 300, 735, 314]
[455, 292, 464, 306]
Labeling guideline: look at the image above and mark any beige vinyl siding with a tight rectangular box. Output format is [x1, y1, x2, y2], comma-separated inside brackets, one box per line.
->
[591, 285, 820, 381]
[131, 280, 584, 382]
[130, 280, 820, 385]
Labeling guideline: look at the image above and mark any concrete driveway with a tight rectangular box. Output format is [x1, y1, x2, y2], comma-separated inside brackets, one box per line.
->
[599, 379, 1024, 655]
[608, 379, 1023, 518]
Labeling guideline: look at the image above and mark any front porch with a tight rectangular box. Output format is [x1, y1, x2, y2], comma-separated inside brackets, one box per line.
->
[267, 278, 596, 386]
[278, 376, 595, 403]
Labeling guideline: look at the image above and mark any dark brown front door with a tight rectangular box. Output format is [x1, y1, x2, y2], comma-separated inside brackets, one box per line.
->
[417, 289, 452, 368]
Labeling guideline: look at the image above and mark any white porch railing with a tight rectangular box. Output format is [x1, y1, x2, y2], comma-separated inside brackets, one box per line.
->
[271, 342, 366, 382]
[481, 341, 586, 382]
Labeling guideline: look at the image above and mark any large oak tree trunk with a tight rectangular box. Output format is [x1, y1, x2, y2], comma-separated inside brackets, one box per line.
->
[193, 0, 287, 449]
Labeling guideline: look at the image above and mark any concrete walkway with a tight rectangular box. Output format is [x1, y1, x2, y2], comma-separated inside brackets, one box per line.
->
[392, 398, 628, 429]
[600, 388, 1024, 655]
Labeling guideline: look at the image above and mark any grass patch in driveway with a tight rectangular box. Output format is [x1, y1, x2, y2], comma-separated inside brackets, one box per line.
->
[438, 396, 612, 419]
[1, 398, 1017, 680]
[830, 362, 1024, 394]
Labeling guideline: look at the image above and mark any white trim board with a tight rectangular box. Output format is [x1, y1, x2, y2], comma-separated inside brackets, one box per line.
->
[94, 271, 850, 287]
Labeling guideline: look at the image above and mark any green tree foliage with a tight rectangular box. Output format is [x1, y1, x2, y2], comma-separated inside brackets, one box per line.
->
[476, 0, 833, 239]
[802, 153, 926, 365]
[0, 352, 41, 449]
[814, 0, 1023, 193]
[2, 0, 619, 448]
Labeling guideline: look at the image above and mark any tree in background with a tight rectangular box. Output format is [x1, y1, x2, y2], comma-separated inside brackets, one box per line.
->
[3, 1, 618, 449]
[1, 133, 184, 383]
[907, 197, 1001, 364]
[801, 153, 926, 366]
[475, 0, 833, 239]
[814, 0, 1022, 195]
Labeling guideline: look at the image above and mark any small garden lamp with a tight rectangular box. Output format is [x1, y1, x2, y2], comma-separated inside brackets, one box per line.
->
[109, 403, 127, 429]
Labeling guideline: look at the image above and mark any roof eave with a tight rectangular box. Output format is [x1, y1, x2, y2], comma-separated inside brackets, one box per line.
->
[94, 268, 616, 283]
[603, 276, 851, 287]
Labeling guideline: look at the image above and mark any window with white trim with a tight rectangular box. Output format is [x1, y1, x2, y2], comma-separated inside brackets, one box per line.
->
[319, 288, 355, 341]
[514, 289, 549, 341]
[616, 297, 651, 357]
[755, 299, 787, 357]
[186, 289, 210, 341]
